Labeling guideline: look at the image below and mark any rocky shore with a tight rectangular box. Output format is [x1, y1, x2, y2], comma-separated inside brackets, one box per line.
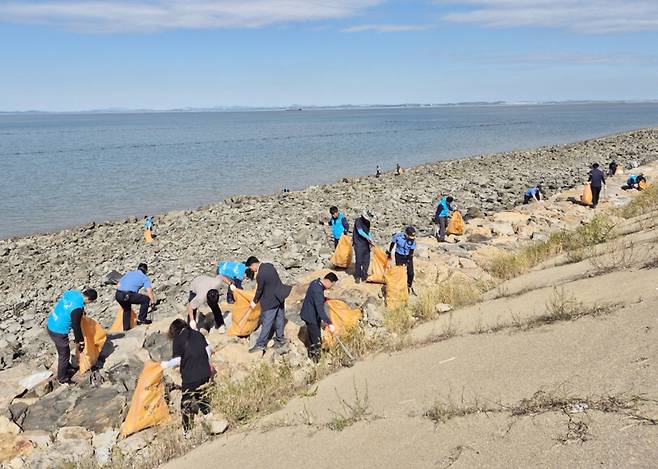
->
[1, 128, 658, 370]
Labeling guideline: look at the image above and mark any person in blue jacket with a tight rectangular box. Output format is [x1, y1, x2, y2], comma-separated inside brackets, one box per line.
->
[47, 289, 98, 384]
[523, 185, 544, 204]
[328, 206, 350, 248]
[387, 226, 417, 290]
[353, 210, 374, 283]
[299, 272, 338, 360]
[626, 174, 646, 190]
[217, 260, 249, 304]
[434, 196, 454, 242]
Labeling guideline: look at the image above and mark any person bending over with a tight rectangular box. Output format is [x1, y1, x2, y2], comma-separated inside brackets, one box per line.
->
[115, 263, 155, 328]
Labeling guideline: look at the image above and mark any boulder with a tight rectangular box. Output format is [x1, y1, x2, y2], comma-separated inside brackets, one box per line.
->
[56, 426, 93, 442]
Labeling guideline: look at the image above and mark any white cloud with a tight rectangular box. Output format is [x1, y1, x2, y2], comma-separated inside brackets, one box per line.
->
[342, 23, 432, 33]
[0, 0, 384, 32]
[439, 0, 658, 33]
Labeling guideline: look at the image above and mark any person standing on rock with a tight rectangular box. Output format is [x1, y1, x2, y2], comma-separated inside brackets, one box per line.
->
[608, 160, 619, 177]
[587, 163, 606, 209]
[387, 226, 417, 291]
[353, 210, 374, 283]
[245, 257, 292, 354]
[47, 289, 98, 384]
[328, 206, 350, 248]
[186, 275, 226, 333]
[217, 261, 249, 304]
[161, 319, 214, 434]
[523, 185, 544, 204]
[115, 263, 156, 328]
[375, 166, 381, 178]
[434, 196, 454, 242]
[300, 273, 338, 361]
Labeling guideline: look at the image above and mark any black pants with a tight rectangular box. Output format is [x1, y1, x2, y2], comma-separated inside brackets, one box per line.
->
[48, 328, 72, 383]
[187, 291, 225, 329]
[437, 216, 449, 241]
[333, 238, 340, 248]
[116, 290, 150, 329]
[591, 185, 602, 207]
[523, 195, 532, 205]
[226, 278, 242, 304]
[354, 243, 371, 281]
[304, 320, 322, 361]
[181, 377, 211, 431]
[395, 252, 415, 288]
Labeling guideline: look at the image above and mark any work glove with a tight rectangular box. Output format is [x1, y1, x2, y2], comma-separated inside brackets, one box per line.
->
[385, 250, 392, 258]
[328, 324, 336, 334]
[77, 342, 85, 353]
[189, 320, 198, 331]
[160, 361, 169, 369]
[249, 301, 257, 310]
[229, 284, 236, 292]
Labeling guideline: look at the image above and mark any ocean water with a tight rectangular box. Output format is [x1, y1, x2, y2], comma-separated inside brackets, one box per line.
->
[1, 103, 658, 239]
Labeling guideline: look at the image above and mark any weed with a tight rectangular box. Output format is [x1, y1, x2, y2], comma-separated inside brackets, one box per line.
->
[540, 287, 615, 324]
[589, 238, 642, 274]
[424, 396, 493, 424]
[326, 382, 372, 431]
[384, 305, 414, 335]
[617, 184, 658, 219]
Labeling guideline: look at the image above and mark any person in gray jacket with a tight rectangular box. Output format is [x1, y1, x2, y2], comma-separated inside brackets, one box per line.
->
[245, 256, 292, 354]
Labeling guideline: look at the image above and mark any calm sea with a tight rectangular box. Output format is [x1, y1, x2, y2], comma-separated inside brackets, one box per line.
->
[1, 103, 658, 239]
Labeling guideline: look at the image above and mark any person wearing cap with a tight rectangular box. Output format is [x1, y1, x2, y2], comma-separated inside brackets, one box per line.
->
[387, 227, 417, 289]
[587, 163, 606, 209]
[300, 272, 338, 361]
[434, 196, 454, 242]
[115, 263, 156, 328]
[186, 275, 226, 333]
[353, 210, 374, 283]
[523, 185, 544, 204]
[245, 256, 292, 354]
[47, 288, 98, 384]
[217, 260, 249, 304]
[328, 206, 350, 248]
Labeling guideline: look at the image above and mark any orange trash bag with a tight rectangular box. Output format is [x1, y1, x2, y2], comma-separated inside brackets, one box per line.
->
[367, 245, 390, 284]
[228, 289, 261, 337]
[323, 300, 362, 347]
[330, 235, 353, 268]
[144, 229, 153, 243]
[639, 180, 648, 191]
[109, 305, 136, 333]
[121, 361, 171, 437]
[76, 317, 107, 375]
[447, 210, 465, 236]
[385, 266, 409, 309]
[581, 184, 593, 206]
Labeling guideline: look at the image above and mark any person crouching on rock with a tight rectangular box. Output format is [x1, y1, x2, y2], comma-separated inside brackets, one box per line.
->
[387, 226, 417, 292]
[523, 185, 544, 204]
[161, 319, 214, 434]
[217, 260, 249, 304]
[115, 263, 156, 328]
[626, 174, 646, 190]
[300, 273, 338, 361]
[434, 196, 454, 242]
[353, 210, 374, 284]
[328, 206, 349, 248]
[245, 256, 292, 355]
[187, 275, 226, 334]
[47, 289, 98, 385]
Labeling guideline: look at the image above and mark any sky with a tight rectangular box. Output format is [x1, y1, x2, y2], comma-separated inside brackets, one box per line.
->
[1, 0, 658, 111]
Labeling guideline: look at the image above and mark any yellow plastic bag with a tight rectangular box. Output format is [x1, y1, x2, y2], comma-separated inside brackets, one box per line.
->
[581, 184, 593, 206]
[121, 361, 171, 437]
[144, 229, 153, 243]
[639, 180, 648, 191]
[385, 266, 409, 309]
[367, 245, 390, 284]
[76, 317, 107, 375]
[323, 300, 362, 347]
[109, 305, 136, 333]
[228, 289, 261, 337]
[330, 235, 353, 268]
[447, 210, 465, 236]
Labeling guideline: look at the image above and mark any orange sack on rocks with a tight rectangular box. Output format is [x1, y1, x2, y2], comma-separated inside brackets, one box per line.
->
[144, 229, 153, 243]
[121, 361, 171, 437]
[385, 266, 409, 309]
[109, 306, 136, 333]
[330, 235, 353, 268]
[581, 184, 593, 206]
[76, 317, 107, 374]
[447, 210, 465, 236]
[228, 289, 261, 337]
[639, 180, 648, 191]
[323, 300, 362, 347]
[367, 245, 390, 284]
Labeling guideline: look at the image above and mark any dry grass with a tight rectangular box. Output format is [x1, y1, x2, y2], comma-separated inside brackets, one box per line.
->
[326, 381, 372, 431]
[424, 396, 494, 424]
[588, 238, 643, 274]
[617, 183, 658, 219]
[383, 305, 415, 335]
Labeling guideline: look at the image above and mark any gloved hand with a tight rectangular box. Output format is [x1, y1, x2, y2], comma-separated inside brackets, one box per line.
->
[189, 320, 198, 330]
[77, 341, 85, 353]
[229, 284, 237, 292]
[328, 324, 336, 334]
[160, 361, 169, 369]
[385, 250, 392, 258]
[249, 301, 257, 310]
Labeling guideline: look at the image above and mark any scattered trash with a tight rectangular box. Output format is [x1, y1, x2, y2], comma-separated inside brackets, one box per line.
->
[569, 403, 589, 414]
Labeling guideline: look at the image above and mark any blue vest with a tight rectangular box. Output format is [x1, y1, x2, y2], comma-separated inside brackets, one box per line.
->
[627, 175, 638, 185]
[437, 198, 450, 218]
[47, 290, 85, 335]
[217, 261, 247, 281]
[525, 188, 539, 197]
[330, 213, 346, 240]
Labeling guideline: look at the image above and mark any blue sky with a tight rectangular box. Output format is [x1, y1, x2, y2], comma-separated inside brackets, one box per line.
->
[1, 0, 658, 111]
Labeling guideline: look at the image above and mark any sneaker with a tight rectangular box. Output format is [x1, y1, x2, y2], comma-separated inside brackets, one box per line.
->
[248, 346, 265, 354]
[137, 319, 153, 325]
[355, 278, 362, 284]
[57, 379, 73, 386]
[409, 287, 416, 296]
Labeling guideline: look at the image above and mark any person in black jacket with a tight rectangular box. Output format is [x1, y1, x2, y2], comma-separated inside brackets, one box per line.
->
[588, 163, 606, 208]
[353, 210, 374, 283]
[161, 319, 213, 433]
[245, 257, 292, 354]
[300, 273, 338, 360]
